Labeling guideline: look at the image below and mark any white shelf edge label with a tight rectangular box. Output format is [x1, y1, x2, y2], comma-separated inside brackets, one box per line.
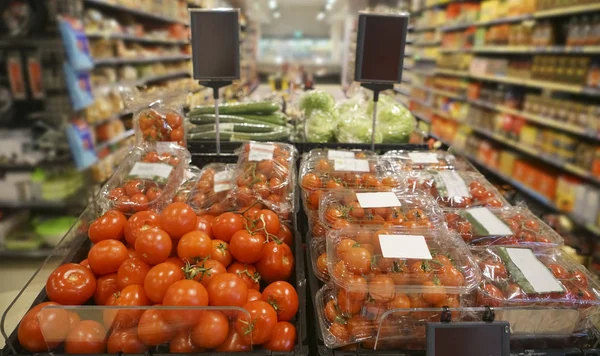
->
[248, 143, 274, 161]
[129, 162, 173, 180]
[408, 152, 440, 164]
[327, 150, 356, 159]
[505, 248, 564, 293]
[463, 207, 512, 236]
[334, 158, 370, 172]
[379, 234, 432, 259]
[356, 192, 401, 208]
[213, 170, 234, 193]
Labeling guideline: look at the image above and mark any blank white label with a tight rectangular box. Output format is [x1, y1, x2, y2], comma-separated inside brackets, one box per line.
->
[465, 207, 512, 236]
[248, 143, 274, 161]
[436, 171, 470, 197]
[505, 248, 564, 293]
[379, 234, 432, 259]
[213, 170, 234, 193]
[408, 152, 440, 164]
[327, 150, 356, 159]
[217, 123, 235, 131]
[334, 158, 369, 172]
[129, 162, 173, 180]
[356, 192, 401, 208]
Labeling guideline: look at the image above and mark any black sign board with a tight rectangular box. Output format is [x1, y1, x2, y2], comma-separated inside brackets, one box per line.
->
[426, 322, 510, 356]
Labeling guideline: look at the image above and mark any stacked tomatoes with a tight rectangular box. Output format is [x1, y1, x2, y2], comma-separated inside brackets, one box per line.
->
[136, 109, 186, 147]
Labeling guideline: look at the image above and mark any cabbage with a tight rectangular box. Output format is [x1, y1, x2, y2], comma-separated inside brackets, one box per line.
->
[336, 110, 382, 144]
[298, 90, 336, 117]
[374, 94, 416, 143]
[305, 110, 337, 143]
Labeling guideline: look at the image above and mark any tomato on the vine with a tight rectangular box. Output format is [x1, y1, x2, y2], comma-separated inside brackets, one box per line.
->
[210, 239, 232, 267]
[256, 241, 294, 283]
[177, 231, 212, 264]
[186, 258, 226, 287]
[229, 230, 265, 264]
[227, 262, 261, 290]
[235, 300, 278, 345]
[261, 281, 299, 321]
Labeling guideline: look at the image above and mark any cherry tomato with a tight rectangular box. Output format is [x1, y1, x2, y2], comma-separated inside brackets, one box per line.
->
[88, 239, 129, 276]
[163, 280, 209, 327]
[301, 173, 322, 190]
[144, 262, 184, 304]
[368, 275, 395, 302]
[124, 211, 160, 246]
[88, 210, 127, 243]
[256, 241, 294, 283]
[422, 281, 447, 304]
[170, 329, 204, 353]
[107, 328, 147, 354]
[191, 310, 229, 349]
[115, 196, 133, 214]
[212, 212, 244, 242]
[263, 321, 296, 351]
[236, 300, 277, 345]
[94, 273, 119, 305]
[130, 193, 149, 211]
[342, 246, 371, 274]
[117, 258, 151, 290]
[64, 320, 106, 354]
[124, 180, 145, 197]
[210, 239, 232, 267]
[177, 231, 212, 264]
[207, 272, 249, 307]
[548, 263, 569, 279]
[170, 127, 184, 142]
[18, 302, 70, 352]
[328, 322, 350, 344]
[316, 253, 328, 277]
[108, 187, 125, 201]
[135, 227, 172, 265]
[479, 259, 508, 281]
[477, 283, 504, 307]
[46, 263, 96, 305]
[571, 269, 589, 288]
[145, 187, 162, 202]
[159, 202, 198, 239]
[261, 281, 299, 322]
[229, 230, 265, 264]
[227, 262, 261, 290]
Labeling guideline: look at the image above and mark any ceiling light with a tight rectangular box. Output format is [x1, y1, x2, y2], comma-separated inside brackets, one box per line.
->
[273, 11, 281, 19]
[316, 11, 325, 21]
[268, 0, 277, 10]
[325, 3, 333, 11]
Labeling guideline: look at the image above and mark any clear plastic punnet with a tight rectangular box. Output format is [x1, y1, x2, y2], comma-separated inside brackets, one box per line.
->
[229, 142, 297, 222]
[301, 148, 376, 161]
[472, 246, 600, 335]
[309, 236, 329, 283]
[317, 189, 444, 231]
[382, 150, 478, 172]
[99, 142, 190, 214]
[326, 226, 481, 296]
[186, 163, 237, 215]
[400, 170, 509, 208]
[172, 165, 202, 202]
[445, 206, 564, 249]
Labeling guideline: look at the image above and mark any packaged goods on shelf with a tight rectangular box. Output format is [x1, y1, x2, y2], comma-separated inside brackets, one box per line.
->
[183, 163, 237, 216]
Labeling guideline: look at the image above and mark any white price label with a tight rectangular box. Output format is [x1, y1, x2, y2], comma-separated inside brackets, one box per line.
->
[334, 158, 370, 172]
[434, 171, 470, 197]
[464, 207, 512, 236]
[129, 162, 173, 180]
[505, 248, 564, 293]
[408, 152, 440, 164]
[216, 123, 235, 131]
[213, 170, 234, 193]
[356, 192, 401, 208]
[248, 143, 274, 161]
[327, 150, 356, 159]
[379, 234, 432, 260]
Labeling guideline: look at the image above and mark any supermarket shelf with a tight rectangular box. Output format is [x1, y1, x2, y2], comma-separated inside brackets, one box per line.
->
[441, 14, 532, 32]
[436, 68, 470, 77]
[84, 0, 189, 25]
[412, 84, 466, 100]
[439, 47, 471, 53]
[131, 70, 191, 86]
[86, 32, 189, 45]
[412, 40, 441, 47]
[0, 199, 82, 210]
[414, 56, 437, 62]
[94, 54, 191, 66]
[394, 87, 411, 96]
[414, 111, 433, 124]
[470, 73, 600, 96]
[412, 25, 439, 32]
[472, 45, 600, 54]
[0, 249, 55, 259]
[95, 129, 135, 152]
[534, 2, 600, 18]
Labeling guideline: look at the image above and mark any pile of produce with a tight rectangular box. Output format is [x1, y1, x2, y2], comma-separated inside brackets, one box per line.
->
[299, 89, 416, 144]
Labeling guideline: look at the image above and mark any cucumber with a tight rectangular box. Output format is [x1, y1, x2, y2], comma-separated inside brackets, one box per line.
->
[189, 126, 290, 141]
[240, 112, 287, 126]
[189, 114, 286, 127]
[188, 122, 276, 134]
[189, 101, 281, 116]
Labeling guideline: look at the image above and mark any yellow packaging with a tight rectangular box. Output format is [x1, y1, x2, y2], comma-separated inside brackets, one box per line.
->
[499, 150, 517, 176]
[479, 0, 499, 22]
[519, 125, 538, 147]
[555, 176, 581, 212]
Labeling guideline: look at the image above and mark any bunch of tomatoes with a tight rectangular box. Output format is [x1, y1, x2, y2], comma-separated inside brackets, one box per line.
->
[445, 208, 561, 247]
[137, 109, 186, 147]
[19, 201, 299, 354]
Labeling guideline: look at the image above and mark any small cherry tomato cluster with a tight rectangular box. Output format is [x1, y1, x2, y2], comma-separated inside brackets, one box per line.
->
[137, 109, 185, 147]
[406, 175, 505, 208]
[445, 209, 559, 247]
[20, 201, 299, 354]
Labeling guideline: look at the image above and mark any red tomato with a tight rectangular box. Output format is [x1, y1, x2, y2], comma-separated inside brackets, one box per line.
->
[177, 231, 212, 264]
[196, 215, 214, 239]
[88, 239, 129, 276]
[107, 328, 147, 354]
[80, 259, 90, 269]
[64, 320, 106, 354]
[247, 289, 262, 302]
[210, 239, 232, 267]
[261, 281, 299, 321]
[187, 259, 227, 288]
[229, 230, 265, 264]
[124, 180, 145, 197]
[263, 321, 296, 351]
[235, 300, 278, 345]
[166, 113, 183, 129]
[130, 193, 149, 211]
[104, 285, 150, 329]
[144, 262, 184, 304]
[215, 325, 251, 352]
[94, 273, 120, 305]
[108, 187, 125, 201]
[67, 312, 80, 331]
[301, 173, 322, 190]
[205, 273, 249, 310]
[117, 258, 151, 290]
[88, 210, 127, 243]
[18, 302, 70, 352]
[137, 309, 176, 346]
[46, 263, 96, 305]
[211, 212, 244, 242]
[169, 329, 204, 353]
[145, 187, 162, 202]
[159, 202, 198, 239]
[162, 280, 209, 327]
[477, 283, 504, 307]
[548, 263, 569, 279]
[170, 127, 184, 142]
[254, 210, 280, 235]
[256, 241, 294, 283]
[276, 224, 293, 246]
[135, 227, 172, 265]
[227, 262, 261, 290]
[191, 311, 229, 349]
[124, 211, 160, 246]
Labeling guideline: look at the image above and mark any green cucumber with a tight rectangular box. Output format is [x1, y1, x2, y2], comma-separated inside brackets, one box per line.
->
[240, 112, 288, 125]
[189, 114, 286, 127]
[189, 126, 290, 141]
[188, 122, 275, 134]
[189, 101, 281, 116]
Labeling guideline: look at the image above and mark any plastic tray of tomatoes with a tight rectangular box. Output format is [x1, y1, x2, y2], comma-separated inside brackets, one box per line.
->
[182, 163, 238, 216]
[473, 246, 600, 336]
[134, 108, 187, 147]
[444, 206, 564, 249]
[382, 150, 478, 172]
[172, 165, 202, 202]
[100, 143, 190, 214]
[301, 149, 376, 161]
[400, 170, 508, 208]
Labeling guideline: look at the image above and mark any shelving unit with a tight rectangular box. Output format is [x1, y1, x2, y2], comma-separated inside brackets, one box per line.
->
[84, 0, 190, 26]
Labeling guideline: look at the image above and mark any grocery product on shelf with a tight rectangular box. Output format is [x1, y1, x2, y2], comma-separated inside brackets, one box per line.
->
[183, 163, 237, 216]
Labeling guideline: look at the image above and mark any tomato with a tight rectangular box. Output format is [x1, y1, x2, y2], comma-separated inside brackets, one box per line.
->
[68, 312, 80, 331]
[144, 262, 184, 304]
[227, 262, 261, 290]
[165, 256, 184, 268]
[207, 272, 248, 307]
[479, 259, 508, 281]
[18, 302, 70, 352]
[347, 315, 375, 340]
[324, 300, 340, 323]
[368, 275, 395, 302]
[212, 212, 244, 242]
[388, 293, 411, 311]
[196, 215, 214, 238]
[88, 239, 128, 276]
[137, 309, 176, 346]
[422, 281, 447, 304]
[263, 321, 296, 351]
[104, 285, 150, 329]
[88, 210, 127, 243]
[130, 193, 149, 210]
[307, 190, 323, 209]
[159, 202, 198, 239]
[548, 263, 569, 279]
[176, 231, 212, 264]
[571, 269, 589, 288]
[236, 300, 277, 344]
[301, 173, 322, 190]
[505, 283, 526, 301]
[191, 311, 229, 348]
[166, 112, 183, 128]
[135, 227, 172, 265]
[187, 259, 226, 287]
[94, 273, 120, 305]
[328, 322, 350, 344]
[108, 187, 125, 201]
[163, 280, 209, 327]
[210, 239, 233, 267]
[64, 320, 106, 354]
[247, 289, 262, 302]
[46, 263, 96, 305]
[316, 252, 328, 277]
[116, 258, 150, 290]
[277, 224, 293, 246]
[107, 328, 146, 354]
[438, 265, 465, 287]
[337, 289, 362, 314]
[80, 259, 90, 269]
[215, 325, 251, 352]
[261, 281, 299, 321]
[325, 207, 344, 226]
[170, 127, 184, 141]
[256, 241, 294, 283]
[336, 239, 356, 258]
[146, 187, 162, 202]
[341, 246, 371, 274]
[170, 329, 203, 353]
[254, 209, 280, 235]
[229, 230, 265, 264]
[124, 211, 160, 246]
[477, 283, 504, 307]
[124, 180, 145, 197]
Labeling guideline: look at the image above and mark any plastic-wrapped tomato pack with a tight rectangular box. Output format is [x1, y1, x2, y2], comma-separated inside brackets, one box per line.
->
[382, 150, 477, 172]
[301, 148, 376, 161]
[185, 163, 237, 215]
[100, 143, 190, 214]
[228, 142, 297, 221]
[473, 246, 600, 335]
[309, 237, 329, 283]
[172, 165, 202, 202]
[445, 206, 563, 248]
[400, 170, 508, 208]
